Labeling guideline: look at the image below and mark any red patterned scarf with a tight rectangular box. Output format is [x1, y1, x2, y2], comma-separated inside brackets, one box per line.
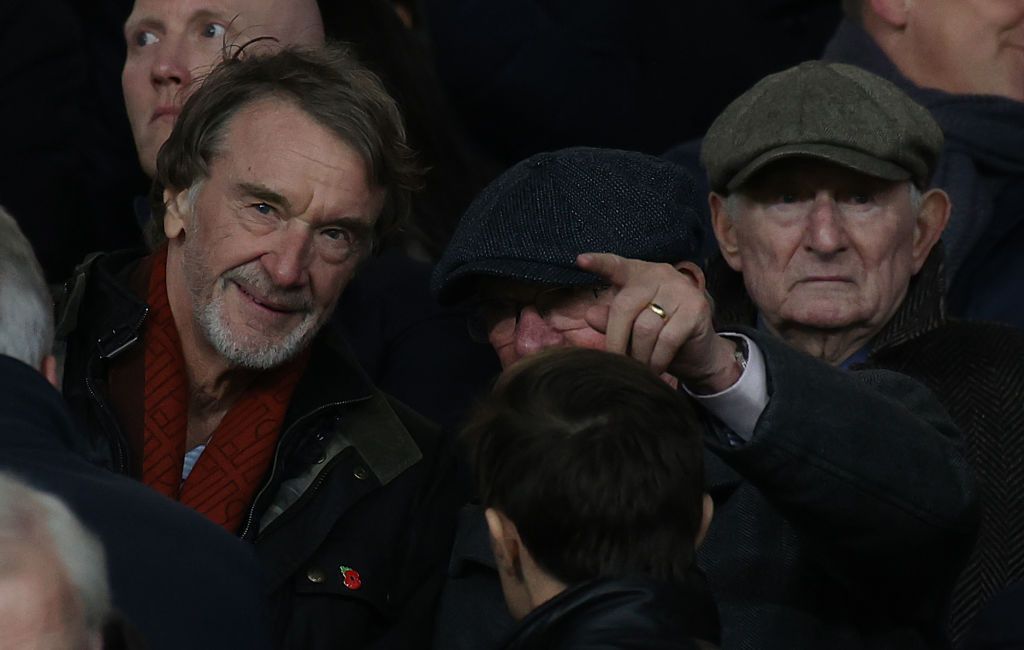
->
[141, 247, 306, 533]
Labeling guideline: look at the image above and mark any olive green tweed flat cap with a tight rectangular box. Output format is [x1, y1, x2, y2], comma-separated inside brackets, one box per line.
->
[701, 61, 943, 193]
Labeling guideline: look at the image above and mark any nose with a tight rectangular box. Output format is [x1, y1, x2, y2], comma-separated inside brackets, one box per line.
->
[151, 36, 193, 89]
[803, 192, 848, 255]
[263, 224, 314, 288]
[513, 306, 565, 359]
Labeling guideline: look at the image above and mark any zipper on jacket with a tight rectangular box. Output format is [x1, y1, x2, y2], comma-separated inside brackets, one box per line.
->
[238, 396, 372, 541]
[255, 449, 352, 542]
[85, 310, 148, 475]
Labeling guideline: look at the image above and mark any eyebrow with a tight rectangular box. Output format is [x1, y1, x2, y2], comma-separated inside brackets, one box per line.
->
[234, 181, 377, 238]
[235, 181, 293, 213]
[123, 16, 163, 39]
[124, 8, 230, 38]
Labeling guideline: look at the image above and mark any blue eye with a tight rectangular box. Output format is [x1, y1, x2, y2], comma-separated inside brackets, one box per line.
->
[252, 202, 274, 215]
[322, 228, 351, 242]
[134, 31, 158, 47]
[202, 23, 226, 39]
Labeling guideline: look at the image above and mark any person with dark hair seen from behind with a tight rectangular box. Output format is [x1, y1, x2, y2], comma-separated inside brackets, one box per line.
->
[464, 347, 719, 649]
[432, 146, 976, 650]
[57, 46, 460, 649]
[701, 60, 1024, 647]
[825, 0, 1024, 329]
[117, 0, 497, 432]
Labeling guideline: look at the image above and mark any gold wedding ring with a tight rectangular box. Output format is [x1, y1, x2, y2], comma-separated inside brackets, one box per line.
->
[648, 302, 667, 320]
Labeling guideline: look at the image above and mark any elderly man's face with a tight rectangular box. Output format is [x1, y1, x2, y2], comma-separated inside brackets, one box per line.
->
[163, 98, 383, 370]
[900, 0, 1024, 102]
[712, 159, 946, 339]
[122, 0, 325, 178]
[477, 280, 613, 369]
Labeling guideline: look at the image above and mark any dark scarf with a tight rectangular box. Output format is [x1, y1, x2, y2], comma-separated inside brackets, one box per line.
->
[823, 20, 1024, 288]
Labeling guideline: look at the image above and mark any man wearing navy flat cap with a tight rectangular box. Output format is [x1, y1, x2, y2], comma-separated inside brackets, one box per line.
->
[432, 146, 976, 649]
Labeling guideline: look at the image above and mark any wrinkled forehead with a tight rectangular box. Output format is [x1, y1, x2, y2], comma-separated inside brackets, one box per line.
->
[126, 0, 324, 46]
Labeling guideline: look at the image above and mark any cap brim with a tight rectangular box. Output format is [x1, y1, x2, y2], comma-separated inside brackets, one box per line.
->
[435, 258, 605, 305]
[726, 143, 911, 192]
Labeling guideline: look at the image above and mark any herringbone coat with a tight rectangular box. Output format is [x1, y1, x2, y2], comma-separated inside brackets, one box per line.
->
[708, 246, 1024, 646]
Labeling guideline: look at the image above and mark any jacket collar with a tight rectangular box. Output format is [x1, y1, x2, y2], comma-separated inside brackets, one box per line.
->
[707, 245, 948, 357]
[504, 575, 715, 649]
[59, 250, 151, 361]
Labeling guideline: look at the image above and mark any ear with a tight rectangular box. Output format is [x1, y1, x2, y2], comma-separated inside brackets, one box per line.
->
[485, 508, 522, 578]
[673, 260, 706, 291]
[695, 493, 714, 549]
[163, 187, 190, 240]
[911, 188, 950, 274]
[709, 193, 743, 273]
[39, 354, 59, 389]
[867, 0, 910, 28]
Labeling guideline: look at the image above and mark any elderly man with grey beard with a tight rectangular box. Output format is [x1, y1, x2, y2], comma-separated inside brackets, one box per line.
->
[55, 46, 461, 649]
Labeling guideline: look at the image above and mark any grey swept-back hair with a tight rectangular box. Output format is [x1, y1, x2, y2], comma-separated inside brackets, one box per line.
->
[0, 206, 54, 368]
[0, 472, 111, 642]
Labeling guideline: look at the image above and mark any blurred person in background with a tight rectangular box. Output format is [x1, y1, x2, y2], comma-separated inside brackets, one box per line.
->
[824, 0, 1024, 329]
[0, 472, 110, 650]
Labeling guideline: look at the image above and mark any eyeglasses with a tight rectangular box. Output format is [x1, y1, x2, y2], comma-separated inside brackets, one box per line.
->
[467, 284, 611, 344]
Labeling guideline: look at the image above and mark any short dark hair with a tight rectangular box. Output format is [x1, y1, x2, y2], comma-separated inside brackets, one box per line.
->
[464, 348, 706, 586]
[151, 43, 421, 246]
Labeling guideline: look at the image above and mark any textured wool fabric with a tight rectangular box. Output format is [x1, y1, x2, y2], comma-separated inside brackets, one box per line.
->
[708, 245, 1024, 647]
[701, 61, 944, 193]
[141, 247, 306, 532]
[432, 147, 704, 305]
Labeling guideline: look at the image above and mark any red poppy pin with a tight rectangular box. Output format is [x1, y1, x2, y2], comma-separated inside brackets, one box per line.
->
[339, 565, 362, 590]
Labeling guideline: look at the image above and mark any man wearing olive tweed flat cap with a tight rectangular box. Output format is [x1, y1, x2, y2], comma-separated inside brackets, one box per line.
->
[702, 60, 1024, 646]
[431, 146, 977, 650]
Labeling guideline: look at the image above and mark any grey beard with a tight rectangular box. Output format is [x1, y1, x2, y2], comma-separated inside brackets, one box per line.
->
[182, 237, 323, 370]
[196, 284, 319, 370]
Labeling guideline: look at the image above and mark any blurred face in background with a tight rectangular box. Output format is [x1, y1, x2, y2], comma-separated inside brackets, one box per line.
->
[122, 0, 325, 177]
[893, 0, 1024, 102]
[0, 542, 95, 650]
